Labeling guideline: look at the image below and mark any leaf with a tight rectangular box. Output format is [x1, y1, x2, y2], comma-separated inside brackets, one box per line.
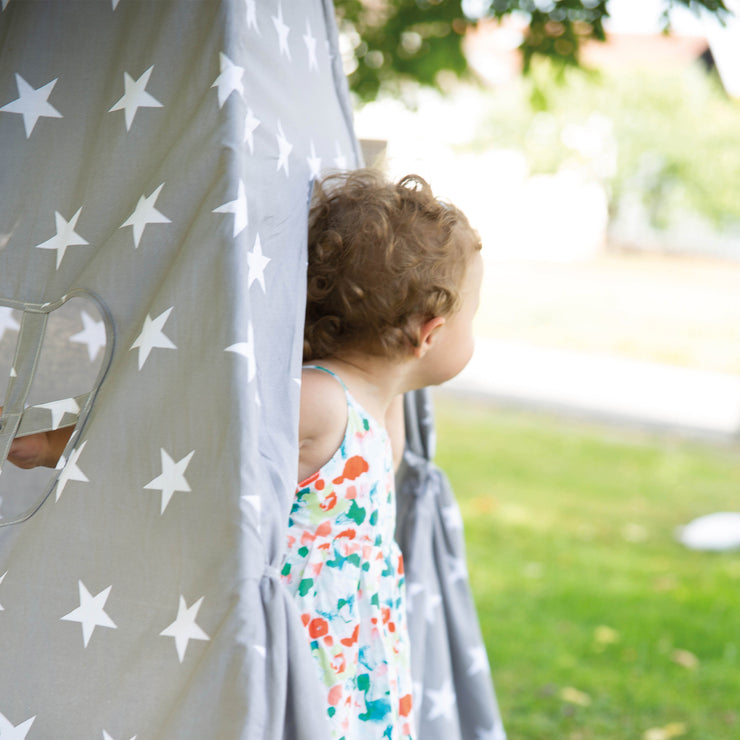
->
[560, 686, 591, 706]
[671, 649, 699, 670]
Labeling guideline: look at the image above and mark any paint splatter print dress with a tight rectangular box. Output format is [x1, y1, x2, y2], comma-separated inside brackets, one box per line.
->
[282, 366, 415, 740]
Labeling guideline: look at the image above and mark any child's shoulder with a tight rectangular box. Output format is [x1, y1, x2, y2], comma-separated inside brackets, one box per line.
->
[298, 366, 348, 482]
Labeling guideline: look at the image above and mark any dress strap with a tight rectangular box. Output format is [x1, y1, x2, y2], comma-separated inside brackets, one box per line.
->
[303, 364, 349, 393]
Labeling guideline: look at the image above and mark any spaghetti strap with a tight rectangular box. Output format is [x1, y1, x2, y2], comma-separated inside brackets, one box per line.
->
[302, 364, 349, 392]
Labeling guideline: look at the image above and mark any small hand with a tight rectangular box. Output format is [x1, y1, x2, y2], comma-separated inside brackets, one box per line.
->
[1, 407, 73, 469]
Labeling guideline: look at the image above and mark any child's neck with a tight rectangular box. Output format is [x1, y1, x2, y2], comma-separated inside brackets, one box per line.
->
[312, 353, 410, 425]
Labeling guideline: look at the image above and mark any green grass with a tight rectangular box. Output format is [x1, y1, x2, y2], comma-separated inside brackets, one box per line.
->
[434, 397, 740, 740]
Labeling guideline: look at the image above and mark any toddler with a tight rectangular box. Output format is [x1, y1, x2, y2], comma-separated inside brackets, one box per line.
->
[281, 169, 483, 739]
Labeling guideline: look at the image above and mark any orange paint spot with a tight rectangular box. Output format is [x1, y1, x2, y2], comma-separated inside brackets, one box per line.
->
[308, 617, 329, 639]
[398, 555, 405, 575]
[315, 478, 325, 491]
[328, 684, 343, 706]
[318, 542, 330, 551]
[320, 490, 337, 512]
[300, 530, 316, 546]
[323, 635, 334, 647]
[301, 613, 310, 627]
[332, 455, 369, 485]
[299, 471, 321, 488]
[345, 486, 357, 500]
[399, 694, 413, 717]
[336, 528, 356, 540]
[382, 607, 391, 624]
[316, 521, 332, 537]
[388, 622, 396, 633]
[340, 624, 360, 647]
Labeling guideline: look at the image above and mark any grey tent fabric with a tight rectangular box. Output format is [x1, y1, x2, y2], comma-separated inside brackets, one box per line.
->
[397, 389, 506, 740]
[0, 1, 357, 737]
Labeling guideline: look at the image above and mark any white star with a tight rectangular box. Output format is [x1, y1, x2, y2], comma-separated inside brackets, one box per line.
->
[212, 52, 244, 108]
[442, 502, 464, 531]
[333, 141, 347, 170]
[448, 553, 469, 583]
[0, 570, 6, 611]
[244, 107, 260, 153]
[426, 680, 457, 722]
[144, 449, 195, 514]
[245, 0, 259, 33]
[0, 711, 35, 740]
[70, 310, 106, 362]
[61, 580, 117, 647]
[55, 441, 89, 501]
[120, 183, 171, 248]
[241, 494, 261, 532]
[109, 66, 162, 130]
[251, 644, 266, 659]
[130, 307, 177, 370]
[1, 0, 11, 10]
[36, 397, 79, 430]
[474, 724, 507, 740]
[111, 0, 121, 9]
[160, 595, 210, 662]
[247, 234, 270, 292]
[276, 120, 292, 176]
[306, 140, 321, 180]
[0, 306, 20, 342]
[425, 591, 442, 624]
[103, 732, 136, 740]
[225, 322, 256, 382]
[272, 4, 291, 59]
[303, 20, 318, 71]
[467, 645, 490, 676]
[0, 74, 62, 137]
[213, 179, 247, 237]
[34, 207, 89, 269]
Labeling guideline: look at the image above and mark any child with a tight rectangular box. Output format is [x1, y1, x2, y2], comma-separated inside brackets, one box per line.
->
[281, 169, 483, 739]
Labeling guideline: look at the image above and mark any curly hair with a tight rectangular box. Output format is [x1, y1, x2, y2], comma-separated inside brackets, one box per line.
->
[304, 168, 481, 362]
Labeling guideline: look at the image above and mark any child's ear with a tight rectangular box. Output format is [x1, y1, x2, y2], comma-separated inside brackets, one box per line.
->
[413, 316, 445, 358]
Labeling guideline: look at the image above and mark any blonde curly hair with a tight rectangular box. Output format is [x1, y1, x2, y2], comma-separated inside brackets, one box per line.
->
[304, 168, 481, 362]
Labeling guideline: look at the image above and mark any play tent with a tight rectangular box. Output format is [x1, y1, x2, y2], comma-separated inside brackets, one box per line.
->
[0, 1, 504, 737]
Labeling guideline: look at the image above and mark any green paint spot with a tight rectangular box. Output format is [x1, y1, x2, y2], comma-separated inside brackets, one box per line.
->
[369, 510, 378, 526]
[357, 673, 370, 691]
[281, 562, 291, 576]
[298, 578, 314, 596]
[298, 546, 309, 557]
[347, 499, 366, 525]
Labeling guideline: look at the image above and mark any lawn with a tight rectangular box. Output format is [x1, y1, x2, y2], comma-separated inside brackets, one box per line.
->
[433, 395, 740, 740]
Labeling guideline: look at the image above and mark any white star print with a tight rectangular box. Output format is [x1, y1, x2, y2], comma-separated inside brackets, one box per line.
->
[425, 591, 442, 624]
[0, 74, 62, 137]
[426, 680, 457, 722]
[474, 724, 507, 740]
[442, 502, 464, 531]
[245, 0, 259, 33]
[212, 52, 245, 108]
[36, 397, 79, 430]
[306, 140, 322, 180]
[1, 0, 10, 10]
[244, 107, 260, 153]
[0, 571, 6, 611]
[34, 207, 89, 269]
[467, 645, 490, 676]
[0, 307, 20, 342]
[276, 120, 292, 176]
[0, 711, 35, 740]
[111, 0, 121, 8]
[144, 449, 195, 514]
[109, 66, 162, 130]
[247, 234, 270, 291]
[103, 732, 136, 740]
[55, 441, 89, 501]
[61, 580, 117, 648]
[213, 179, 247, 237]
[70, 310, 106, 362]
[303, 20, 318, 71]
[120, 183, 171, 248]
[447, 553, 469, 583]
[272, 4, 291, 59]
[251, 644, 266, 659]
[160, 595, 210, 662]
[130, 307, 177, 370]
[333, 141, 347, 170]
[225, 322, 256, 382]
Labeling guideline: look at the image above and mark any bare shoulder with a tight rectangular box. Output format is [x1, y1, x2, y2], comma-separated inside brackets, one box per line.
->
[298, 367, 347, 483]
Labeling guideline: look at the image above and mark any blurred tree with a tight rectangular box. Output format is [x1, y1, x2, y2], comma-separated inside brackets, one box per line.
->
[334, 0, 730, 101]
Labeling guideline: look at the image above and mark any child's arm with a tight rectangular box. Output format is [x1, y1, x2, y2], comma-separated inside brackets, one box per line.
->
[0, 405, 74, 469]
[297, 368, 348, 484]
[385, 394, 405, 473]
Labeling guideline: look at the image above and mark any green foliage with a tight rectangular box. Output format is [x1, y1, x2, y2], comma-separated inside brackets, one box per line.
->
[467, 61, 740, 228]
[435, 398, 740, 739]
[334, 0, 730, 101]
